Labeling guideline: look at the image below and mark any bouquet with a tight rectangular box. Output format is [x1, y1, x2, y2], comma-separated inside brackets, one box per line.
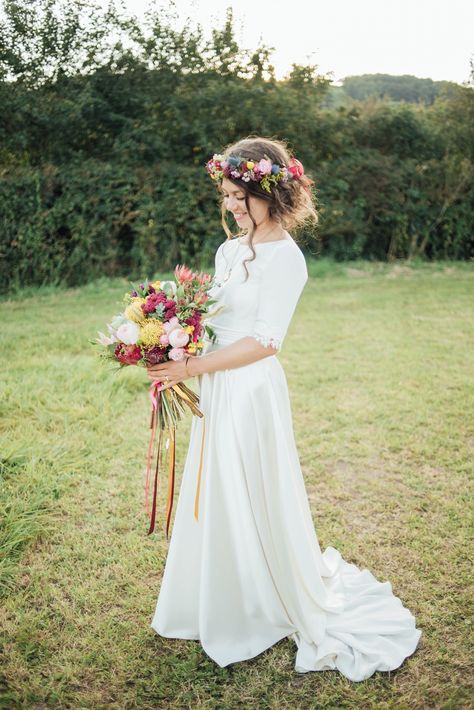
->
[93, 265, 219, 537]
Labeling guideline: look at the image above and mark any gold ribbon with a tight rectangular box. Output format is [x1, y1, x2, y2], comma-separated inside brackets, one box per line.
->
[146, 381, 206, 538]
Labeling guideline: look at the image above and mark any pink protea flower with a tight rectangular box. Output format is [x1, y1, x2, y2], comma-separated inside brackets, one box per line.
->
[194, 291, 209, 305]
[195, 272, 212, 286]
[96, 330, 115, 346]
[175, 264, 194, 283]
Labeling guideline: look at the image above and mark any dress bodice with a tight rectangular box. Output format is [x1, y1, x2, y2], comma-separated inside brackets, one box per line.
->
[205, 236, 308, 351]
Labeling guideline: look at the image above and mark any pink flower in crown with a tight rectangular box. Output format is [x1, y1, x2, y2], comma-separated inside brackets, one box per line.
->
[288, 157, 305, 179]
[169, 347, 186, 361]
[257, 158, 272, 176]
[174, 264, 194, 283]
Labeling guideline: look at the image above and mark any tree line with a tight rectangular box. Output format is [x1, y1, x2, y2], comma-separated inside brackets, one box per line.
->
[0, 0, 472, 293]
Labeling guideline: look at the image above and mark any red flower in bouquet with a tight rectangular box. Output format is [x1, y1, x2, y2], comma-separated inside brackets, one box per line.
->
[115, 343, 142, 365]
[142, 291, 166, 314]
[143, 345, 168, 365]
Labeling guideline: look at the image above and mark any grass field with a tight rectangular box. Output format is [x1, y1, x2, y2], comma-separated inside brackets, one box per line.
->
[1, 260, 473, 709]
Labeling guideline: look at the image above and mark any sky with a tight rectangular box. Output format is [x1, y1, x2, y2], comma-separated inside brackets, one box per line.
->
[117, 0, 473, 85]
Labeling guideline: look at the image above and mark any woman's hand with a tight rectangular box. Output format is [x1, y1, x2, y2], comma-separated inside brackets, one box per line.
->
[146, 357, 192, 390]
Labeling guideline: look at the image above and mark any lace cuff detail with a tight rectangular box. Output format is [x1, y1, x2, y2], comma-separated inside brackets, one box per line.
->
[251, 332, 282, 351]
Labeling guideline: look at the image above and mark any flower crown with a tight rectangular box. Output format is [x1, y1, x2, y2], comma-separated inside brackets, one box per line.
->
[205, 153, 305, 193]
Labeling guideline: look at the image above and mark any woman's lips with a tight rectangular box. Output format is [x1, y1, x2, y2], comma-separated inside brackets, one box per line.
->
[233, 213, 246, 221]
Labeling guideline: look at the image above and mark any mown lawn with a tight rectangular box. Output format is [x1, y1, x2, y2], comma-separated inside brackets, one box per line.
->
[1, 260, 473, 709]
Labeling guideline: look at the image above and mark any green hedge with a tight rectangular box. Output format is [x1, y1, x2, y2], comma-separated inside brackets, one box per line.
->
[1, 150, 473, 294]
[0, 162, 226, 292]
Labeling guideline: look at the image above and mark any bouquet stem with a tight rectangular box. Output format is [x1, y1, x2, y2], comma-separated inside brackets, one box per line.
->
[145, 380, 205, 537]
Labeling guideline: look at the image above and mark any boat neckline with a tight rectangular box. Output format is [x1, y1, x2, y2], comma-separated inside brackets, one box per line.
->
[235, 236, 295, 247]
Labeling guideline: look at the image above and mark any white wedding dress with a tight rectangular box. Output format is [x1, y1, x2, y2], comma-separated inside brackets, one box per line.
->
[150, 236, 422, 681]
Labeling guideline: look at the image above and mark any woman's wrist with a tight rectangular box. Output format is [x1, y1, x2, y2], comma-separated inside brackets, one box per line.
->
[186, 354, 206, 377]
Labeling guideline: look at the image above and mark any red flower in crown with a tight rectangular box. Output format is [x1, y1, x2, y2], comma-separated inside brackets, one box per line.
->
[287, 157, 305, 179]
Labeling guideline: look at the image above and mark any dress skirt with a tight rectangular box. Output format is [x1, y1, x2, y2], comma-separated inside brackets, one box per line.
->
[150, 332, 422, 681]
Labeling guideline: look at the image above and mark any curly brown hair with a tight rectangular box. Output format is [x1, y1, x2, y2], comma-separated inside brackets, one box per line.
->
[212, 135, 319, 280]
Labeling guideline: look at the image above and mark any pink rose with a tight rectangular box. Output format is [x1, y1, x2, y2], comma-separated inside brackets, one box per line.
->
[159, 333, 169, 346]
[168, 327, 190, 348]
[163, 316, 180, 333]
[169, 347, 185, 361]
[257, 158, 272, 175]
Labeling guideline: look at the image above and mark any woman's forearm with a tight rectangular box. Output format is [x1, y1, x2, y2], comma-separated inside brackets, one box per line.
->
[188, 337, 277, 376]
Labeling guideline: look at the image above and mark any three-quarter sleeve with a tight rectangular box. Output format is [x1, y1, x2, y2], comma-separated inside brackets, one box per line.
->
[251, 243, 308, 352]
[214, 241, 225, 270]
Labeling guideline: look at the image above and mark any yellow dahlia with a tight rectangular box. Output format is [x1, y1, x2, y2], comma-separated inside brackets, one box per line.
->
[138, 319, 164, 347]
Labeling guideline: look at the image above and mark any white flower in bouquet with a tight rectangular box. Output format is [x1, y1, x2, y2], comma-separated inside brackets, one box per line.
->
[160, 280, 177, 296]
[116, 320, 140, 345]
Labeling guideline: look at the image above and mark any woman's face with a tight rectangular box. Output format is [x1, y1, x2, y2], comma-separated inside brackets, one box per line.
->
[220, 177, 270, 233]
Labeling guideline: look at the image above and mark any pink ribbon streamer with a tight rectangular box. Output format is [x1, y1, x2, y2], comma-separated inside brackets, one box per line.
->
[144, 379, 162, 517]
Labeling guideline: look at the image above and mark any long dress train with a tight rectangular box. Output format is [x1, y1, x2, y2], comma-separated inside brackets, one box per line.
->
[150, 236, 422, 681]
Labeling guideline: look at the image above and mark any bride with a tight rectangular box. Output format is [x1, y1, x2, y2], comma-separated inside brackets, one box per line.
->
[145, 136, 422, 681]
